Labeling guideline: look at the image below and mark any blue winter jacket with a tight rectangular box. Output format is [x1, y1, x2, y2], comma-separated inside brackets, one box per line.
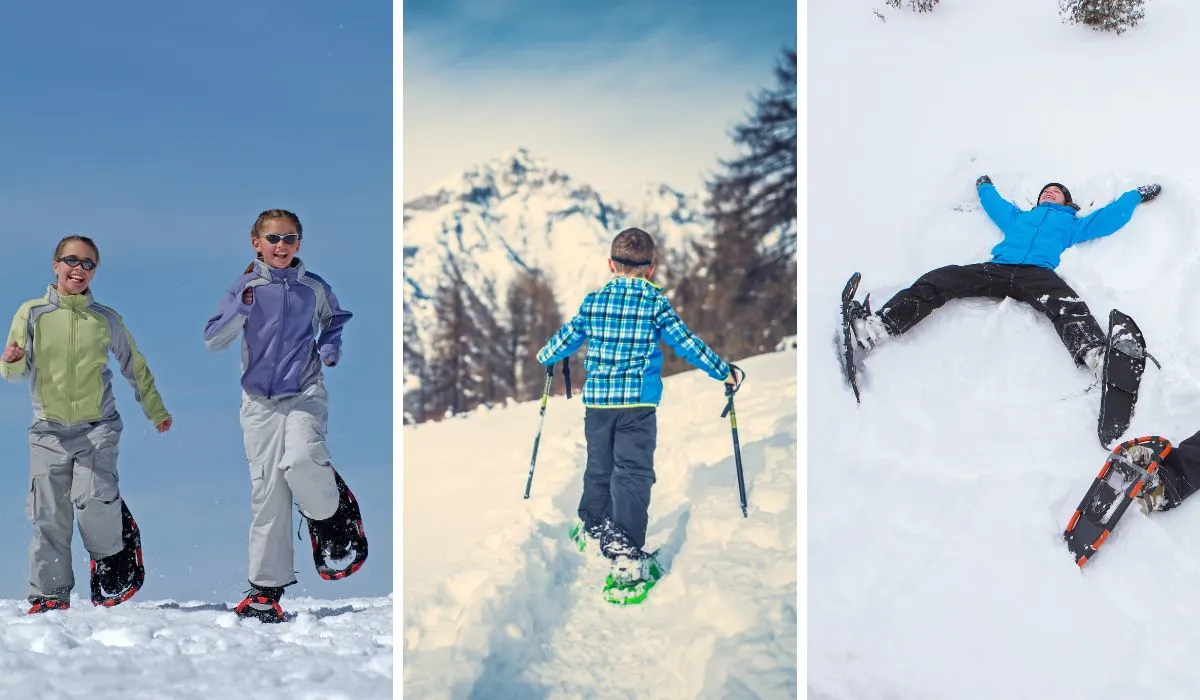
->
[536, 276, 730, 408]
[978, 182, 1143, 270]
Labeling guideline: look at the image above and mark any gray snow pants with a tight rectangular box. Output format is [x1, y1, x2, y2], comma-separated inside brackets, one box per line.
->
[580, 407, 658, 551]
[240, 379, 340, 588]
[26, 415, 125, 602]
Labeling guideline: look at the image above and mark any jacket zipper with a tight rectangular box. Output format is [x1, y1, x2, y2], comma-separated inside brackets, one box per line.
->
[68, 303, 76, 425]
[1021, 207, 1051, 264]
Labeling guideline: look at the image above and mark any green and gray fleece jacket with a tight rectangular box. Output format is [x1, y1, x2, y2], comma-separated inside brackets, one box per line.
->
[0, 286, 170, 427]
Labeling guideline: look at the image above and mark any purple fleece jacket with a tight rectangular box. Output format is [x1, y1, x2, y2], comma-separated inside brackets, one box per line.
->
[204, 258, 352, 399]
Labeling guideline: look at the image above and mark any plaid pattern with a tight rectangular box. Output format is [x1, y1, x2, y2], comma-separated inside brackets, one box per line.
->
[537, 276, 729, 407]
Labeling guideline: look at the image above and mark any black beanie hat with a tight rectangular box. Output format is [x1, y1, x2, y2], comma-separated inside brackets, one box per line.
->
[1039, 182, 1073, 205]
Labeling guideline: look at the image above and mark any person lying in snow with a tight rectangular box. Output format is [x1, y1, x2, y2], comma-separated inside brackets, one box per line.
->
[847, 177, 1161, 377]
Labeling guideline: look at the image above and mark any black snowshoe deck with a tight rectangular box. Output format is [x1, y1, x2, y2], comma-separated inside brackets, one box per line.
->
[839, 272, 863, 403]
[1064, 435, 1173, 568]
[1098, 309, 1157, 448]
[308, 469, 368, 580]
[90, 499, 145, 607]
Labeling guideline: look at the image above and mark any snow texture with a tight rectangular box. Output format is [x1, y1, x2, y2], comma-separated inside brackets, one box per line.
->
[403, 349, 798, 698]
[0, 595, 392, 699]
[811, 0, 1200, 698]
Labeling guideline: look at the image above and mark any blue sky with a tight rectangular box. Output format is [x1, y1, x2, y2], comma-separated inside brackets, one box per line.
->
[0, 1, 391, 601]
[403, 0, 797, 203]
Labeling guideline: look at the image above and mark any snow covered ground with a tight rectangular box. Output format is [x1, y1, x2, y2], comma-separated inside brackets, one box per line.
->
[0, 594, 392, 699]
[810, 0, 1200, 698]
[402, 348, 797, 698]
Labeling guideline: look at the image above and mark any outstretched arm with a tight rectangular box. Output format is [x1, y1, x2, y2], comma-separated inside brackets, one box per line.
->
[537, 313, 587, 365]
[1071, 189, 1143, 244]
[976, 177, 1022, 231]
[656, 302, 730, 381]
[0, 305, 31, 382]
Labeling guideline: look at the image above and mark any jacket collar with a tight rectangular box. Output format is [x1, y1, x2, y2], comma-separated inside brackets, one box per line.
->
[608, 275, 661, 290]
[251, 257, 305, 282]
[46, 284, 93, 309]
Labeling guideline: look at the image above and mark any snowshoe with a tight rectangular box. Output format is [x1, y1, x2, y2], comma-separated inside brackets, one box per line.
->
[569, 518, 605, 553]
[89, 499, 145, 607]
[603, 549, 665, 606]
[27, 597, 69, 615]
[233, 583, 286, 624]
[1097, 309, 1160, 448]
[307, 469, 368, 580]
[1064, 435, 1173, 567]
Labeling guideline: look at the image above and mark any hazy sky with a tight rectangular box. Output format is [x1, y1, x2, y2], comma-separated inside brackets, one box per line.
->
[402, 0, 797, 203]
[0, 1, 392, 599]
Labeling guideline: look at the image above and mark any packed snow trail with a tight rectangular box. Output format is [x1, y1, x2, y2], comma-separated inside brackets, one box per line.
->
[811, 1, 1200, 698]
[403, 349, 797, 698]
[0, 595, 392, 699]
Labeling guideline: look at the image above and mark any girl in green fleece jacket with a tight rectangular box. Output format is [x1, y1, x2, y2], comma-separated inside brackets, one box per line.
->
[0, 235, 172, 614]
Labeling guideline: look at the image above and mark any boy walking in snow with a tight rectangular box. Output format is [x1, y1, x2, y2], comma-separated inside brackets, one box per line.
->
[536, 227, 740, 584]
[848, 177, 1162, 376]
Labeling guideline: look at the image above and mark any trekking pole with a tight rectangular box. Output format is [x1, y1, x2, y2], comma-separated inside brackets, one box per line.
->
[523, 359, 572, 500]
[720, 364, 748, 518]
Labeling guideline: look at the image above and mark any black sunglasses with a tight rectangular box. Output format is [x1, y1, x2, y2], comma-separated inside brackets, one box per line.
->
[57, 256, 97, 271]
[261, 233, 301, 245]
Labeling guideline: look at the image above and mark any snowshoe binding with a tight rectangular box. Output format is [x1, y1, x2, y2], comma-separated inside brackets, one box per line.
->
[27, 597, 69, 615]
[603, 549, 665, 606]
[307, 469, 368, 580]
[89, 499, 145, 607]
[234, 583, 286, 624]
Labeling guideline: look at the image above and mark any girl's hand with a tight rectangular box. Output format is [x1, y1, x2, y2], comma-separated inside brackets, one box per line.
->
[242, 287, 254, 305]
[156, 417, 173, 433]
[2, 342, 24, 363]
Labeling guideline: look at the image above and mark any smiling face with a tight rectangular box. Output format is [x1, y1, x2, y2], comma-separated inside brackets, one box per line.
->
[1039, 185, 1066, 206]
[53, 240, 99, 296]
[252, 217, 302, 269]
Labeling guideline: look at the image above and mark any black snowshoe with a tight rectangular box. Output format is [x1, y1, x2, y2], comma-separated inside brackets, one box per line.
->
[234, 583, 286, 623]
[307, 469, 368, 580]
[89, 499, 145, 607]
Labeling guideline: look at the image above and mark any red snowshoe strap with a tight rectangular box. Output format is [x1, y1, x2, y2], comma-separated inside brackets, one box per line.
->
[234, 595, 284, 621]
[28, 599, 69, 614]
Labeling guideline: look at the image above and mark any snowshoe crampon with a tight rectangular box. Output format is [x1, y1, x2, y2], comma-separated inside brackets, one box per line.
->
[307, 469, 368, 580]
[1063, 435, 1173, 568]
[234, 594, 285, 624]
[27, 597, 69, 615]
[90, 499, 145, 607]
[603, 550, 664, 606]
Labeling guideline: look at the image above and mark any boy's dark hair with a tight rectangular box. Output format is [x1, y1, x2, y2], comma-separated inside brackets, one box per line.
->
[610, 228, 656, 277]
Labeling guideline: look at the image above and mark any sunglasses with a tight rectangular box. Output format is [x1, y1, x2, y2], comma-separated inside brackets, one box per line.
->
[261, 233, 301, 245]
[57, 256, 97, 271]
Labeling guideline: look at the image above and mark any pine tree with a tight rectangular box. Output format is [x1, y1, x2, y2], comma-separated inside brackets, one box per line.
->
[665, 47, 798, 372]
[885, 0, 939, 12]
[1059, 0, 1145, 35]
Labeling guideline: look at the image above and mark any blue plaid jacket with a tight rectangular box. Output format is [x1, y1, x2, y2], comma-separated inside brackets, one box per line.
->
[536, 276, 730, 407]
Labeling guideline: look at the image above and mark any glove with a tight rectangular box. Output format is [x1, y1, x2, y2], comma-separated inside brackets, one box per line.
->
[1137, 184, 1161, 203]
[976, 175, 992, 188]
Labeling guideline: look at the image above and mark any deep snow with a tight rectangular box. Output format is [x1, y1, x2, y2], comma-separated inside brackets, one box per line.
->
[810, 0, 1200, 698]
[403, 348, 798, 698]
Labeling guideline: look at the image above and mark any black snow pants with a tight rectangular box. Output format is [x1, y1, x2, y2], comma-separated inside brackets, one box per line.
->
[579, 407, 657, 554]
[1156, 431, 1200, 510]
[876, 262, 1106, 366]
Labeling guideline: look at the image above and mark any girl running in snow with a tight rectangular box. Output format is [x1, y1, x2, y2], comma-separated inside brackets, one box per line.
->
[204, 209, 366, 623]
[0, 235, 172, 614]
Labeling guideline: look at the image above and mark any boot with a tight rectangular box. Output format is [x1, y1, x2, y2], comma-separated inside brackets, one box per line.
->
[234, 582, 286, 623]
[848, 297, 889, 352]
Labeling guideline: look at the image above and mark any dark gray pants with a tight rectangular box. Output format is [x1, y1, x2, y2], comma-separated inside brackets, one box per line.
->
[26, 415, 124, 602]
[580, 407, 657, 550]
[1156, 430, 1200, 509]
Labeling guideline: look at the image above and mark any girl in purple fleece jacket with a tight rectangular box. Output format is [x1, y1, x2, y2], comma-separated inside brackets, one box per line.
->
[204, 209, 367, 623]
